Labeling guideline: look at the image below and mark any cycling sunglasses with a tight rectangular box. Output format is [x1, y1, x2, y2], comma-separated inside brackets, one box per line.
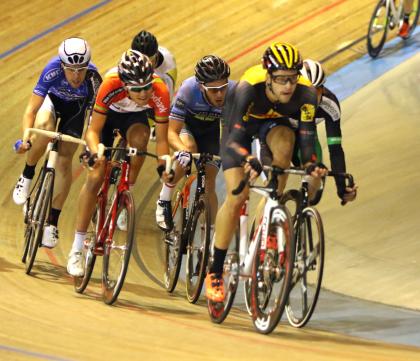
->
[62, 65, 89, 74]
[202, 82, 229, 93]
[271, 73, 300, 85]
[125, 82, 153, 92]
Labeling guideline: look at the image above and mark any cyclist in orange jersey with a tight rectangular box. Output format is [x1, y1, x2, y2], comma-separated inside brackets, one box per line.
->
[67, 49, 172, 276]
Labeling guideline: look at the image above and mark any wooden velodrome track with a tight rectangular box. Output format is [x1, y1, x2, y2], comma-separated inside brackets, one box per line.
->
[1, 0, 419, 360]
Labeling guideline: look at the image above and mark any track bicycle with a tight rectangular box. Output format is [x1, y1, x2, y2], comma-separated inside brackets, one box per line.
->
[207, 165, 295, 335]
[20, 128, 86, 275]
[281, 169, 354, 328]
[164, 153, 220, 304]
[367, 0, 420, 57]
[73, 143, 171, 305]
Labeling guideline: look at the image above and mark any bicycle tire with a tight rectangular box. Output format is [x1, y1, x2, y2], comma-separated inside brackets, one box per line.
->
[207, 227, 240, 323]
[102, 190, 135, 305]
[73, 198, 102, 293]
[367, 0, 389, 58]
[25, 171, 54, 275]
[407, 0, 420, 37]
[250, 205, 295, 334]
[186, 195, 211, 303]
[243, 219, 256, 316]
[286, 206, 325, 328]
[163, 190, 185, 292]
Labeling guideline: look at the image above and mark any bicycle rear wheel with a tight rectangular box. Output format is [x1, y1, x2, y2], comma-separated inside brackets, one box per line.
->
[186, 195, 211, 303]
[286, 206, 324, 328]
[73, 197, 103, 293]
[25, 171, 53, 275]
[102, 190, 135, 304]
[367, 0, 389, 58]
[164, 190, 185, 292]
[207, 229, 240, 323]
[250, 206, 294, 334]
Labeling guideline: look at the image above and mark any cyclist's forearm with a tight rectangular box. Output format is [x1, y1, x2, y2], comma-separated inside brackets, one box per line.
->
[85, 128, 101, 154]
[21, 94, 44, 133]
[22, 111, 36, 134]
[156, 139, 170, 159]
[168, 129, 186, 151]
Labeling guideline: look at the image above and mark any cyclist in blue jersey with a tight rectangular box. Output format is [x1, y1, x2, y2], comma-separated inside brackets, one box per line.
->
[13, 37, 102, 248]
[155, 55, 236, 231]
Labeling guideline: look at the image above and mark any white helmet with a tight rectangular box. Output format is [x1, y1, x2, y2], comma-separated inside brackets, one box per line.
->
[300, 59, 326, 88]
[58, 37, 91, 65]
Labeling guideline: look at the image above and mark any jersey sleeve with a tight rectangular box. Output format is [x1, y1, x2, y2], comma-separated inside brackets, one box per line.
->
[33, 59, 61, 98]
[223, 81, 256, 161]
[93, 78, 116, 115]
[321, 87, 347, 194]
[151, 80, 170, 123]
[169, 82, 190, 122]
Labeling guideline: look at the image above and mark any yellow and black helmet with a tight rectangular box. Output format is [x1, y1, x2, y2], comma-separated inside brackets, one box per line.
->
[262, 42, 302, 73]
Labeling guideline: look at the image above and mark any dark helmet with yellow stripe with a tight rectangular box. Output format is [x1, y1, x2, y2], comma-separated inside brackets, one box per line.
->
[262, 42, 302, 73]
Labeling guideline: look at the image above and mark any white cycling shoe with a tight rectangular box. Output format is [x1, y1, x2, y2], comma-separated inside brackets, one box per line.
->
[13, 175, 32, 205]
[41, 225, 59, 248]
[67, 251, 84, 277]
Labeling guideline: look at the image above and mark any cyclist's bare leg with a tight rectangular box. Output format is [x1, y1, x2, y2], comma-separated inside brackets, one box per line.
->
[52, 142, 79, 209]
[214, 167, 249, 250]
[266, 125, 295, 195]
[76, 162, 106, 232]
[26, 110, 55, 166]
[205, 163, 218, 224]
[126, 123, 150, 185]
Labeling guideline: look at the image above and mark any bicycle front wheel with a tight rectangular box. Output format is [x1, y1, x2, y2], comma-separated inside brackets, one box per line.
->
[163, 190, 185, 292]
[286, 206, 324, 328]
[102, 190, 135, 305]
[207, 228, 240, 324]
[250, 206, 295, 334]
[367, 0, 389, 58]
[186, 195, 211, 303]
[25, 171, 53, 275]
[74, 197, 103, 293]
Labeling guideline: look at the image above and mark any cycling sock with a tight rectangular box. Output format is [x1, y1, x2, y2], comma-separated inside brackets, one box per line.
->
[22, 163, 36, 179]
[159, 183, 175, 201]
[209, 246, 227, 274]
[72, 231, 87, 253]
[48, 208, 61, 227]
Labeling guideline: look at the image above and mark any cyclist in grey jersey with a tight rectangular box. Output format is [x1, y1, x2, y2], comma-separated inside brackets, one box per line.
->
[155, 55, 235, 232]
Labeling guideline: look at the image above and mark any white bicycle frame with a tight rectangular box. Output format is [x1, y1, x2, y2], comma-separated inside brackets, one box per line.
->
[238, 187, 288, 278]
[386, 0, 405, 24]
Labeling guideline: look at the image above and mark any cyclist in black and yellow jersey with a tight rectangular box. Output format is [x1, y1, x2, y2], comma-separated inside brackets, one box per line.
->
[205, 42, 327, 302]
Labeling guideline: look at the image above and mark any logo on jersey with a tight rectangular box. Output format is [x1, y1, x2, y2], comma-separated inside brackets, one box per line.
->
[320, 97, 340, 121]
[152, 94, 168, 114]
[103, 88, 125, 105]
[300, 104, 315, 122]
[44, 68, 61, 82]
[174, 98, 186, 111]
